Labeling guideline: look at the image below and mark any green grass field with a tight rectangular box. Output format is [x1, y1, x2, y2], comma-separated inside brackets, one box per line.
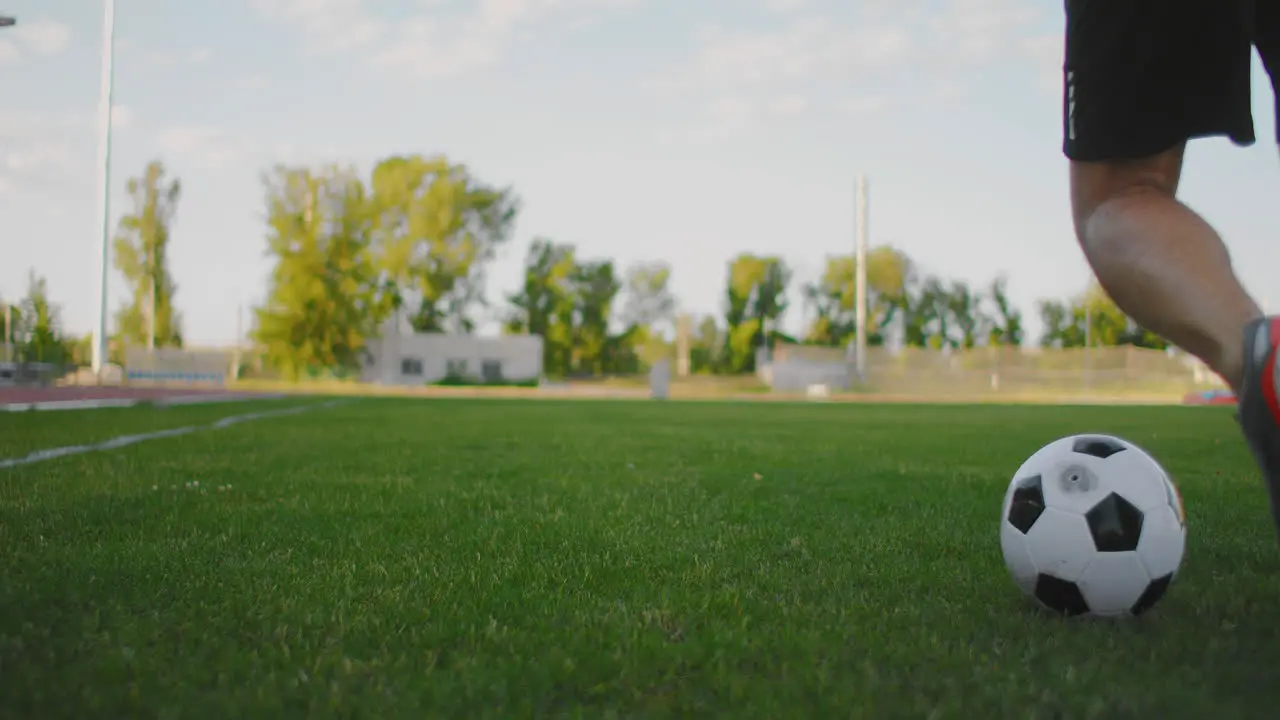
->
[2, 398, 1278, 718]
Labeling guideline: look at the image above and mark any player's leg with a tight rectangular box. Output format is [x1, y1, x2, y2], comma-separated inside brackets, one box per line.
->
[1071, 154, 1261, 392]
[1065, 0, 1261, 392]
[1232, 0, 1280, 538]
[1064, 0, 1280, 539]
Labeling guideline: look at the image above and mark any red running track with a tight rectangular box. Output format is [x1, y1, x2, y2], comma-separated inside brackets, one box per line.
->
[0, 386, 244, 404]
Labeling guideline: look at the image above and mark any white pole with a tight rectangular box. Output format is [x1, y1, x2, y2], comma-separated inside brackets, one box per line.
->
[91, 0, 117, 379]
[854, 175, 869, 381]
[147, 233, 156, 351]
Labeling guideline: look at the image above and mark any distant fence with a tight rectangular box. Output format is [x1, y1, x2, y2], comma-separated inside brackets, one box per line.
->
[123, 347, 235, 385]
[761, 343, 1218, 397]
[0, 362, 67, 388]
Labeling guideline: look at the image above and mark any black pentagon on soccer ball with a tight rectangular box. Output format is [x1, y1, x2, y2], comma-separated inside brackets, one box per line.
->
[1006, 474, 1045, 534]
[1085, 492, 1145, 552]
[1072, 435, 1128, 459]
[1131, 573, 1173, 616]
[1034, 574, 1090, 616]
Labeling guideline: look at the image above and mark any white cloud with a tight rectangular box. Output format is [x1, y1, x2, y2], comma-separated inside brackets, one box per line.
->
[928, 0, 1041, 64]
[111, 105, 135, 130]
[130, 46, 217, 69]
[3, 142, 76, 175]
[249, 0, 385, 52]
[13, 18, 71, 56]
[765, 94, 808, 118]
[0, 139, 78, 196]
[0, 17, 71, 63]
[157, 126, 253, 170]
[658, 0, 1054, 134]
[0, 111, 85, 194]
[1020, 32, 1063, 96]
[236, 73, 270, 90]
[843, 95, 891, 117]
[659, 20, 911, 94]
[762, 0, 806, 13]
[253, 0, 638, 77]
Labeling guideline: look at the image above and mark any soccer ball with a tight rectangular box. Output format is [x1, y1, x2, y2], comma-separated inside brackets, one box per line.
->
[1000, 434, 1187, 618]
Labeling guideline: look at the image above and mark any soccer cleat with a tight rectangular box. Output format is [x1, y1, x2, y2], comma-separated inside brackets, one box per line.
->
[1237, 316, 1280, 540]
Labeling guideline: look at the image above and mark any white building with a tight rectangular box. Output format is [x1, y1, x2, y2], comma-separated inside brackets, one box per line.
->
[360, 320, 543, 386]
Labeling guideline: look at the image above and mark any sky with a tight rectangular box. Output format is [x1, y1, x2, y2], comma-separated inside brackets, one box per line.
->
[2, 0, 1280, 348]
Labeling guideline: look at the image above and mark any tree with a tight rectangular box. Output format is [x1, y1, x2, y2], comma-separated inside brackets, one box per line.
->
[891, 272, 1002, 350]
[1037, 298, 1081, 348]
[505, 238, 578, 376]
[252, 165, 389, 379]
[895, 274, 931, 348]
[914, 275, 953, 349]
[620, 261, 675, 331]
[805, 246, 913, 347]
[570, 258, 622, 375]
[0, 295, 20, 361]
[689, 315, 722, 373]
[369, 155, 518, 334]
[12, 270, 72, 364]
[723, 253, 790, 373]
[620, 261, 676, 368]
[986, 276, 1024, 346]
[1036, 281, 1168, 349]
[945, 280, 986, 349]
[113, 160, 183, 349]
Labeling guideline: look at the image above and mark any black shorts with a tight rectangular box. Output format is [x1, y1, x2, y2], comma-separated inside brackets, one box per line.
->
[1063, 0, 1280, 161]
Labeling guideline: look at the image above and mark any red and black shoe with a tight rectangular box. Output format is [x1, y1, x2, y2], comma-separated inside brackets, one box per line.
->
[1238, 316, 1280, 540]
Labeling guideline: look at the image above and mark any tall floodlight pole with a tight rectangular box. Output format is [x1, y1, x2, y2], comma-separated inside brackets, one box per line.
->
[854, 175, 869, 382]
[91, 0, 117, 379]
[2, 17, 16, 362]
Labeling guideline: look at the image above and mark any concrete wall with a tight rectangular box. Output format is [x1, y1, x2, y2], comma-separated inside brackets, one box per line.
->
[768, 360, 852, 393]
[361, 332, 543, 386]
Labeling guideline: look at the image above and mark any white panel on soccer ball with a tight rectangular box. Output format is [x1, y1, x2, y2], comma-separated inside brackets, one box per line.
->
[1157, 474, 1187, 524]
[1032, 436, 1145, 517]
[1009, 436, 1074, 483]
[1000, 523, 1039, 595]
[1076, 552, 1152, 616]
[1136, 504, 1187, 579]
[1025, 507, 1094, 582]
[1087, 444, 1171, 513]
[1036, 456, 1115, 517]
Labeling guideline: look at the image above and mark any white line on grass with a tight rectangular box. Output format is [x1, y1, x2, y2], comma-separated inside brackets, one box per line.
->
[0, 392, 288, 412]
[0, 400, 346, 470]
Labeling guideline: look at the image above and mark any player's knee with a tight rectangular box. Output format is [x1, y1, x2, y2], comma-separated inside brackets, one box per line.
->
[1069, 146, 1186, 242]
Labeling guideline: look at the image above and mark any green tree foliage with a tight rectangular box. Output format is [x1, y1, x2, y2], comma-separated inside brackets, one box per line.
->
[986, 276, 1024, 346]
[369, 155, 517, 334]
[76, 147, 1190, 380]
[253, 165, 390, 380]
[688, 314, 722, 374]
[506, 238, 578, 375]
[113, 160, 183, 348]
[505, 240, 635, 376]
[9, 270, 73, 364]
[1037, 281, 1168, 349]
[912, 276, 953, 349]
[804, 246, 911, 347]
[723, 254, 790, 373]
[571, 258, 623, 375]
[1, 296, 19, 361]
[620, 261, 676, 368]
[945, 280, 986, 349]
